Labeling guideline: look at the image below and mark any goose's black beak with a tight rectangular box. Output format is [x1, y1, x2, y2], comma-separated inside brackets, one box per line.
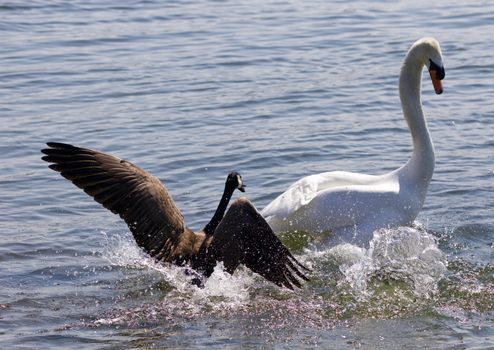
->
[239, 184, 246, 192]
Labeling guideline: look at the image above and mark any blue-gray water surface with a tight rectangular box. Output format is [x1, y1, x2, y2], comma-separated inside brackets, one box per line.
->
[1, 1, 493, 349]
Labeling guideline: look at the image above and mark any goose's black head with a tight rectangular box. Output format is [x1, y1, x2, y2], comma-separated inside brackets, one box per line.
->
[226, 172, 245, 192]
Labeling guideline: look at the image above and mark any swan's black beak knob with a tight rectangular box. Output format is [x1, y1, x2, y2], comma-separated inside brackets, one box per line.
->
[429, 59, 445, 95]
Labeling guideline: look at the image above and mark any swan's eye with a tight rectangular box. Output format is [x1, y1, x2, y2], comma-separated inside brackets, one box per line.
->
[429, 59, 445, 80]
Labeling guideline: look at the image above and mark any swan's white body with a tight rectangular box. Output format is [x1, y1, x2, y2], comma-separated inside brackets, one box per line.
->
[261, 38, 445, 246]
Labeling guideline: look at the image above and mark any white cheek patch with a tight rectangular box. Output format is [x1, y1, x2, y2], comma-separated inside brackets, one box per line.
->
[237, 175, 243, 188]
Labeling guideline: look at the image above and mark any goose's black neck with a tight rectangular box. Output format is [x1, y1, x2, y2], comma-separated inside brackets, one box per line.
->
[202, 182, 235, 236]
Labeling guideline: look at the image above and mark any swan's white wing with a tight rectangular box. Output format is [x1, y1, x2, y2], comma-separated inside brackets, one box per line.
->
[297, 183, 400, 227]
[261, 171, 381, 221]
[263, 176, 402, 237]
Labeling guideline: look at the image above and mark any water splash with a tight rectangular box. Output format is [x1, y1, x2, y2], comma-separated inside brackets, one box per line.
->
[93, 226, 448, 327]
[100, 230, 148, 267]
[307, 226, 447, 300]
[99, 230, 252, 309]
[194, 263, 253, 308]
[369, 226, 447, 296]
[88, 230, 261, 327]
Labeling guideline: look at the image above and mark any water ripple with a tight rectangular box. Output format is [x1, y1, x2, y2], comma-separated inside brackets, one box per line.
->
[1, 0, 493, 348]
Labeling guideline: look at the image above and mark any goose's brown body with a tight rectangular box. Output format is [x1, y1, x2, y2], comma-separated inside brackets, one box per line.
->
[41, 142, 308, 289]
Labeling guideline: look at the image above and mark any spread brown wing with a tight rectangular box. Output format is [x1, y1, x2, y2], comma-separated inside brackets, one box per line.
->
[41, 142, 196, 262]
[205, 198, 310, 289]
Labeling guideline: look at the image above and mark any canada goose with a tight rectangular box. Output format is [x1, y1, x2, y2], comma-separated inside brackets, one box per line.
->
[261, 37, 445, 246]
[41, 142, 309, 289]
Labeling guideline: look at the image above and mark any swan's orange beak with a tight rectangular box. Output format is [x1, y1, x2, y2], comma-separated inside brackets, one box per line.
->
[428, 59, 445, 95]
[429, 69, 443, 95]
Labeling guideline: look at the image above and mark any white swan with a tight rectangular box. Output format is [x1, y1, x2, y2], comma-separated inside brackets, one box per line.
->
[261, 37, 446, 246]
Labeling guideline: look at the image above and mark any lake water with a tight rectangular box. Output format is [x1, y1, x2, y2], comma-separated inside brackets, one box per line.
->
[1, 0, 493, 348]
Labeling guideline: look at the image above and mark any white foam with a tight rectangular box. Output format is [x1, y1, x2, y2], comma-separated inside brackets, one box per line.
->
[100, 230, 252, 309]
[369, 226, 447, 295]
[100, 230, 148, 267]
[304, 226, 447, 299]
[191, 263, 253, 309]
[98, 225, 446, 310]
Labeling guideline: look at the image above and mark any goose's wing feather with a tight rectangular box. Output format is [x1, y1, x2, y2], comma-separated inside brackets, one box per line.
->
[41, 142, 194, 261]
[207, 198, 309, 290]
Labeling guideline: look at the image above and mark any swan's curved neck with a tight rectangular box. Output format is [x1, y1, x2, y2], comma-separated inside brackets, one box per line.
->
[398, 54, 435, 182]
[203, 183, 235, 236]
